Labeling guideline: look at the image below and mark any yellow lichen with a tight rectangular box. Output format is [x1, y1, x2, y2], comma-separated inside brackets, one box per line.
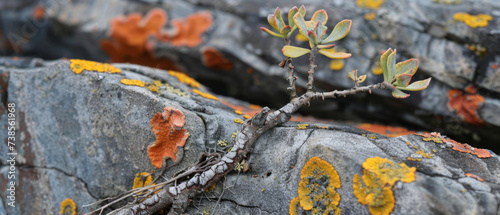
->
[192, 89, 219, 101]
[168, 70, 201, 88]
[165, 83, 190, 97]
[330, 59, 345, 70]
[353, 157, 416, 215]
[364, 13, 376, 20]
[407, 157, 421, 162]
[356, 0, 384, 9]
[121, 79, 146, 87]
[69, 59, 121, 74]
[59, 198, 76, 215]
[372, 64, 383, 75]
[146, 80, 162, 93]
[453, 13, 492, 28]
[243, 115, 251, 119]
[132, 172, 153, 189]
[433, 0, 462, 4]
[416, 149, 433, 159]
[235, 110, 243, 115]
[296, 124, 309, 130]
[289, 197, 299, 215]
[234, 118, 244, 124]
[293, 157, 341, 215]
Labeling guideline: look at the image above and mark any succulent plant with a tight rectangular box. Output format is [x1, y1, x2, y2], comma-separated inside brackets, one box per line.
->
[260, 6, 306, 39]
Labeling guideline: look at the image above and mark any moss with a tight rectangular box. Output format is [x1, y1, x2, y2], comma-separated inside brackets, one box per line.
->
[293, 157, 342, 215]
[120, 79, 146, 87]
[69, 59, 121, 74]
[193, 89, 219, 101]
[59, 198, 76, 215]
[353, 157, 416, 215]
[168, 71, 200, 88]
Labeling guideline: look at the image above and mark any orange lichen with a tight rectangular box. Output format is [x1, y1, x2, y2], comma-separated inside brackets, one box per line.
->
[296, 124, 309, 130]
[356, 123, 416, 137]
[59, 199, 76, 215]
[148, 107, 189, 168]
[364, 13, 376, 20]
[168, 71, 200, 88]
[353, 157, 416, 215]
[417, 132, 444, 143]
[234, 118, 244, 124]
[192, 89, 219, 101]
[356, 0, 384, 9]
[32, 5, 45, 20]
[289, 197, 300, 215]
[201, 47, 234, 71]
[205, 183, 217, 192]
[447, 85, 485, 125]
[243, 115, 252, 119]
[330, 59, 345, 70]
[443, 138, 491, 158]
[159, 11, 213, 47]
[295, 157, 341, 214]
[69, 59, 121, 74]
[133, 172, 153, 189]
[120, 79, 146, 87]
[465, 173, 484, 182]
[221, 100, 262, 119]
[453, 13, 492, 28]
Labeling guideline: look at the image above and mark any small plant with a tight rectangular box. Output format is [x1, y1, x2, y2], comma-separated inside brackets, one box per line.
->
[88, 6, 430, 215]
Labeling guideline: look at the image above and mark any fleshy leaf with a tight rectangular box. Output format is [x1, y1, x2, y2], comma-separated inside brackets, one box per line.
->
[260, 27, 284, 38]
[280, 25, 292, 36]
[348, 70, 358, 81]
[318, 49, 352, 59]
[317, 44, 335, 49]
[311, 9, 328, 25]
[322, 20, 352, 44]
[294, 13, 310, 40]
[299, 5, 306, 16]
[387, 49, 397, 83]
[288, 6, 299, 29]
[315, 21, 323, 42]
[308, 30, 318, 45]
[282, 45, 311, 58]
[392, 88, 410, 98]
[395, 74, 412, 87]
[268, 14, 278, 31]
[381, 48, 393, 82]
[274, 7, 285, 31]
[396, 59, 419, 76]
[358, 75, 367, 83]
[397, 78, 431, 91]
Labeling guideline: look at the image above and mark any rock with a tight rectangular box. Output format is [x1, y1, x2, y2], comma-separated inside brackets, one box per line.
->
[0, 58, 499, 215]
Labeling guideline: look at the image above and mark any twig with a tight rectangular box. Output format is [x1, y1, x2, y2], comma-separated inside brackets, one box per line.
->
[306, 46, 318, 93]
[283, 38, 298, 99]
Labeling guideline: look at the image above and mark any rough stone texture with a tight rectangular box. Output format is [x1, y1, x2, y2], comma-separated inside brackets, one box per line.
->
[0, 58, 499, 214]
[1, 0, 499, 151]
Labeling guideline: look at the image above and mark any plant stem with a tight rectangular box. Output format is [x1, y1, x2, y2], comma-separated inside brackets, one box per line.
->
[284, 38, 298, 99]
[306, 46, 318, 93]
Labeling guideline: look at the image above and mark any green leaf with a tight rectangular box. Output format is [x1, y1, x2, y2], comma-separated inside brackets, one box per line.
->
[282, 45, 311, 58]
[395, 74, 412, 87]
[347, 70, 357, 81]
[396, 58, 419, 76]
[311, 9, 328, 25]
[321, 20, 352, 44]
[318, 49, 352, 59]
[308, 30, 318, 45]
[387, 49, 397, 83]
[397, 78, 431, 91]
[392, 88, 410, 98]
[299, 5, 306, 16]
[288, 6, 299, 29]
[317, 44, 335, 49]
[267, 14, 278, 31]
[315, 21, 323, 42]
[280, 25, 292, 36]
[380, 48, 393, 82]
[260, 27, 284, 38]
[293, 13, 310, 40]
[274, 7, 285, 31]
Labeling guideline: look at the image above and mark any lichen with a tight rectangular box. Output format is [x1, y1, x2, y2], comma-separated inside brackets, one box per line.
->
[120, 79, 146, 87]
[417, 132, 443, 143]
[148, 107, 189, 168]
[356, 0, 384, 9]
[243, 115, 251, 119]
[201, 47, 234, 71]
[132, 172, 153, 189]
[69, 59, 121, 74]
[453, 13, 492, 28]
[443, 138, 491, 158]
[168, 71, 200, 88]
[59, 198, 76, 215]
[235, 110, 243, 115]
[146, 80, 163, 93]
[296, 124, 309, 130]
[372, 64, 383, 75]
[356, 123, 416, 137]
[329, 59, 344, 70]
[291, 157, 342, 215]
[353, 157, 416, 215]
[192, 89, 219, 101]
[32, 5, 45, 20]
[364, 13, 376, 20]
[234, 118, 244, 124]
[447, 85, 485, 125]
[465, 173, 484, 182]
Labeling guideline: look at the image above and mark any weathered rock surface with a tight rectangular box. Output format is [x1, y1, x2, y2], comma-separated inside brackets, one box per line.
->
[0, 58, 499, 214]
[1, 0, 499, 152]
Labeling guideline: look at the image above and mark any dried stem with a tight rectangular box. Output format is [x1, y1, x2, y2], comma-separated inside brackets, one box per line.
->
[306, 46, 318, 93]
[284, 38, 298, 99]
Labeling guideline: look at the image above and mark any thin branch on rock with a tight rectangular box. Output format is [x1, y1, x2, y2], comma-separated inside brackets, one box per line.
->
[306, 46, 318, 93]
